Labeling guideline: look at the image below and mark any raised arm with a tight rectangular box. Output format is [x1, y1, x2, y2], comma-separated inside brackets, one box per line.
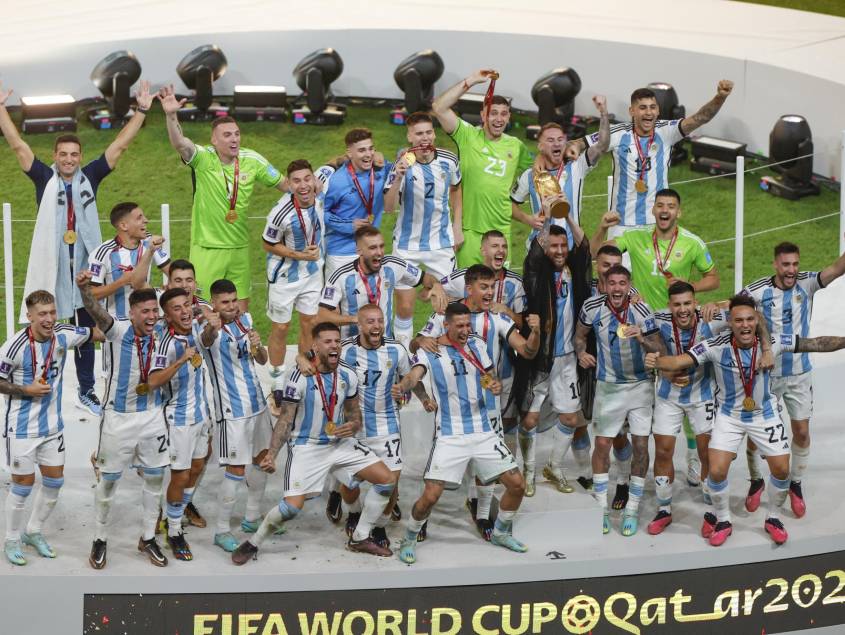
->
[420, 273, 448, 313]
[590, 212, 620, 258]
[0, 84, 34, 171]
[795, 336, 845, 353]
[680, 80, 733, 135]
[104, 80, 154, 168]
[200, 312, 221, 348]
[819, 235, 845, 287]
[451, 186, 464, 250]
[76, 270, 114, 333]
[507, 314, 541, 359]
[692, 268, 720, 294]
[383, 159, 409, 213]
[585, 95, 610, 165]
[431, 69, 496, 135]
[157, 85, 194, 162]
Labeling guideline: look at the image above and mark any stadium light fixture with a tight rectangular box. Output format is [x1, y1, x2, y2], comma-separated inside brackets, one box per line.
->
[690, 136, 747, 177]
[647, 81, 687, 163]
[232, 85, 287, 122]
[291, 48, 346, 125]
[389, 49, 444, 125]
[761, 115, 820, 200]
[526, 68, 582, 140]
[176, 44, 229, 122]
[88, 50, 142, 130]
[21, 94, 77, 134]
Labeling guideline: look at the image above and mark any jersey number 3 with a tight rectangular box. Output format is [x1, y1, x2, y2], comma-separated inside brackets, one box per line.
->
[484, 157, 507, 178]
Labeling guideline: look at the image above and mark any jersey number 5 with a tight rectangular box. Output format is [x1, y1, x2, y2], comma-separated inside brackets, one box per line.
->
[484, 157, 507, 178]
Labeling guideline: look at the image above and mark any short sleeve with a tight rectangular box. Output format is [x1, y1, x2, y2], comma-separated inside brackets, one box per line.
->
[344, 369, 359, 398]
[773, 333, 798, 355]
[472, 338, 495, 371]
[255, 156, 283, 188]
[450, 159, 462, 185]
[152, 343, 170, 372]
[152, 241, 170, 267]
[82, 155, 113, 193]
[688, 339, 716, 366]
[88, 249, 108, 285]
[25, 157, 54, 189]
[383, 164, 404, 194]
[419, 312, 445, 338]
[694, 240, 715, 274]
[614, 231, 630, 254]
[320, 280, 342, 310]
[0, 340, 17, 380]
[410, 351, 430, 376]
[511, 281, 527, 314]
[281, 371, 304, 403]
[578, 305, 592, 327]
[640, 312, 658, 336]
[315, 165, 335, 185]
[516, 141, 533, 173]
[449, 118, 472, 148]
[398, 259, 424, 288]
[186, 144, 209, 168]
[440, 272, 465, 299]
[68, 326, 93, 348]
[263, 207, 286, 244]
[397, 346, 412, 376]
[104, 319, 128, 342]
[800, 271, 823, 295]
[660, 119, 686, 145]
[496, 313, 516, 342]
[510, 169, 531, 204]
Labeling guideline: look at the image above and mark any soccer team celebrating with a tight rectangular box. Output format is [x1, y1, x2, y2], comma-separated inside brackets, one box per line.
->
[1, 67, 844, 571]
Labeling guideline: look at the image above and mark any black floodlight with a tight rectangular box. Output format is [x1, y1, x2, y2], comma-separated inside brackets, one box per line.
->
[761, 115, 820, 200]
[647, 82, 687, 163]
[176, 45, 228, 120]
[291, 48, 346, 125]
[21, 95, 77, 134]
[390, 49, 444, 124]
[690, 136, 747, 177]
[232, 85, 287, 122]
[526, 68, 582, 140]
[88, 50, 142, 129]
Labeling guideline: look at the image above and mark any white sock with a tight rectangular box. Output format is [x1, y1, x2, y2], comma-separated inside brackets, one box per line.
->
[166, 499, 185, 537]
[550, 422, 575, 468]
[26, 477, 63, 535]
[216, 471, 244, 534]
[476, 485, 495, 520]
[767, 475, 790, 519]
[245, 463, 269, 523]
[5, 483, 32, 541]
[572, 432, 592, 477]
[254, 500, 298, 547]
[269, 365, 286, 390]
[708, 477, 731, 523]
[394, 316, 414, 347]
[493, 508, 516, 535]
[141, 469, 165, 541]
[625, 476, 646, 515]
[518, 426, 536, 471]
[353, 483, 394, 541]
[614, 442, 632, 485]
[747, 448, 763, 480]
[342, 497, 362, 515]
[405, 513, 426, 540]
[789, 445, 810, 484]
[467, 480, 478, 501]
[654, 475, 672, 513]
[593, 473, 609, 512]
[95, 474, 121, 541]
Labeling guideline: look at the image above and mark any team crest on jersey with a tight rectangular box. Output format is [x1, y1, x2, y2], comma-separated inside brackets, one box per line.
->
[673, 251, 683, 259]
[386, 359, 393, 368]
[239, 173, 249, 183]
[507, 152, 513, 159]
[794, 293, 802, 303]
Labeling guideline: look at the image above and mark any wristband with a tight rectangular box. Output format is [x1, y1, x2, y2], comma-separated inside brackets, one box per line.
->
[137, 106, 150, 114]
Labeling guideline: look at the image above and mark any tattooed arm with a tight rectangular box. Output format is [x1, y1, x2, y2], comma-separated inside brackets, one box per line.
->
[76, 270, 114, 333]
[260, 400, 297, 472]
[585, 95, 610, 165]
[680, 80, 733, 135]
[795, 336, 845, 353]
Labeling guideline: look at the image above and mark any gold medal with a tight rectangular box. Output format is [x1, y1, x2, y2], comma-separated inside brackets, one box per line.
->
[616, 324, 628, 339]
[190, 353, 202, 369]
[325, 421, 336, 436]
[488, 71, 500, 80]
[63, 230, 77, 245]
[403, 152, 417, 167]
[225, 210, 238, 223]
[136, 383, 149, 396]
[635, 179, 647, 194]
[742, 396, 756, 411]
[672, 374, 690, 388]
[367, 214, 374, 224]
[480, 373, 494, 390]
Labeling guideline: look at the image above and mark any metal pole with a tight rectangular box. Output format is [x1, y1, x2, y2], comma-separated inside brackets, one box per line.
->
[734, 155, 745, 293]
[606, 175, 613, 210]
[3, 203, 14, 338]
[840, 131, 845, 255]
[161, 203, 171, 285]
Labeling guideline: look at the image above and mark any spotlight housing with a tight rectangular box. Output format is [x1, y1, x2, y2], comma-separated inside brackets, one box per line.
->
[232, 85, 287, 122]
[88, 50, 142, 130]
[761, 115, 820, 200]
[647, 81, 687, 163]
[176, 45, 229, 121]
[390, 49, 444, 125]
[291, 48, 346, 125]
[526, 68, 583, 140]
[21, 95, 77, 134]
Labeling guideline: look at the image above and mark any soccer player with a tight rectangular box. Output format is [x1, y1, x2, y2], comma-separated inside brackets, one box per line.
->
[431, 69, 533, 267]
[263, 159, 334, 400]
[318, 226, 447, 340]
[323, 129, 393, 277]
[510, 95, 609, 249]
[0, 290, 102, 565]
[198, 279, 273, 552]
[741, 240, 845, 517]
[396, 303, 527, 564]
[163, 259, 213, 318]
[89, 202, 171, 319]
[231, 323, 397, 563]
[646, 295, 845, 546]
[0, 81, 154, 416]
[575, 265, 664, 536]
[414, 266, 540, 536]
[159, 86, 285, 311]
[383, 112, 462, 346]
[146, 288, 211, 560]
[586, 81, 733, 231]
[78, 273, 170, 569]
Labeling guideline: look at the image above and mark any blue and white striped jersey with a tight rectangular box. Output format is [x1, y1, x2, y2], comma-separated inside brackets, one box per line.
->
[282, 362, 358, 446]
[588, 120, 685, 227]
[654, 310, 731, 404]
[156, 323, 210, 427]
[200, 312, 266, 422]
[102, 318, 166, 414]
[743, 272, 822, 377]
[340, 337, 411, 438]
[411, 335, 497, 437]
[578, 295, 658, 383]
[320, 256, 423, 339]
[511, 153, 595, 250]
[552, 268, 577, 357]
[89, 236, 170, 319]
[689, 333, 797, 422]
[385, 149, 461, 251]
[0, 324, 91, 438]
[440, 268, 527, 315]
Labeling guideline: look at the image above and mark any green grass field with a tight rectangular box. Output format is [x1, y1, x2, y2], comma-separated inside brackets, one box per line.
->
[737, 0, 845, 17]
[0, 106, 840, 341]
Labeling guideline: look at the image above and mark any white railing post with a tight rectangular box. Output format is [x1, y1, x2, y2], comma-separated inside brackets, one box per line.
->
[161, 203, 171, 284]
[3, 203, 14, 339]
[734, 155, 745, 293]
[840, 131, 845, 255]
[606, 175, 613, 210]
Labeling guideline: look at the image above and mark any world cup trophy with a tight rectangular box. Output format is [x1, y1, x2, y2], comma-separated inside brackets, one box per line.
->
[532, 171, 570, 219]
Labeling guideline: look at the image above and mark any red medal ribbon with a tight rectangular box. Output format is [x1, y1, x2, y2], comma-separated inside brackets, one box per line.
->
[312, 362, 338, 423]
[224, 157, 240, 215]
[27, 328, 56, 383]
[347, 162, 374, 220]
[293, 195, 317, 246]
[406, 143, 435, 156]
[731, 336, 758, 402]
[462, 300, 490, 341]
[357, 262, 381, 305]
[483, 75, 497, 119]
[606, 297, 630, 327]
[135, 333, 155, 383]
[555, 271, 567, 299]
[633, 130, 654, 188]
[66, 191, 75, 234]
[221, 318, 247, 341]
[447, 337, 488, 375]
[672, 315, 698, 354]
[495, 270, 505, 304]
[115, 236, 144, 273]
[652, 227, 679, 279]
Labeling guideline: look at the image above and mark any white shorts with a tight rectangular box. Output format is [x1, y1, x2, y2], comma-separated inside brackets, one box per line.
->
[363, 433, 403, 472]
[771, 372, 812, 421]
[709, 411, 790, 457]
[652, 397, 715, 437]
[392, 246, 456, 290]
[524, 355, 580, 415]
[500, 375, 516, 420]
[592, 380, 654, 438]
[324, 254, 358, 281]
[169, 421, 211, 470]
[267, 272, 322, 323]
[284, 438, 382, 497]
[96, 408, 170, 474]
[425, 431, 517, 486]
[5, 430, 65, 476]
[217, 409, 272, 466]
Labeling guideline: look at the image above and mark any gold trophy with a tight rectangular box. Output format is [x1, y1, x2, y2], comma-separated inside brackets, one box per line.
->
[532, 171, 570, 219]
